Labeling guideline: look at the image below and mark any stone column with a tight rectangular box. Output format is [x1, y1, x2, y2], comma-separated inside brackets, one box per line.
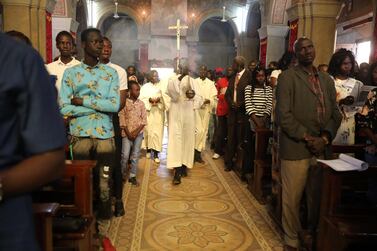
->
[1, 0, 31, 36]
[1, 0, 57, 60]
[287, 0, 342, 65]
[30, 0, 40, 48]
[258, 24, 289, 66]
[237, 34, 259, 63]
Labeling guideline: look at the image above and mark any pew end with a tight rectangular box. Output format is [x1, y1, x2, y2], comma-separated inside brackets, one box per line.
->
[248, 128, 273, 204]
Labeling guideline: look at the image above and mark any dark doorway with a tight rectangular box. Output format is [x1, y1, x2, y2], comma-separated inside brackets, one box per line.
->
[197, 17, 236, 70]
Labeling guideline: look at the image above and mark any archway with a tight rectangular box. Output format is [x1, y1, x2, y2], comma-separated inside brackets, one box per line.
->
[100, 13, 139, 69]
[197, 17, 236, 70]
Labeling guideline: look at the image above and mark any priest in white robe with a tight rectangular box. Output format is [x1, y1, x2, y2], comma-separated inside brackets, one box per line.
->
[194, 65, 217, 163]
[166, 64, 202, 185]
[140, 70, 165, 163]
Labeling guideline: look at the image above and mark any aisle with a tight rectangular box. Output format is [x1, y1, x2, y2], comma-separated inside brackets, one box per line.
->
[108, 141, 283, 251]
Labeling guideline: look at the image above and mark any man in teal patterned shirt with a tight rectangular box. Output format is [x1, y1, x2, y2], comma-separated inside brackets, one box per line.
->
[59, 28, 120, 237]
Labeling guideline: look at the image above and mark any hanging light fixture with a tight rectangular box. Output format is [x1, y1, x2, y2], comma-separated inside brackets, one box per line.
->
[113, 1, 120, 19]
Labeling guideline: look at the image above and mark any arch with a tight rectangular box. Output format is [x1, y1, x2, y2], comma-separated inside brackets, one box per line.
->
[193, 9, 239, 43]
[196, 17, 237, 70]
[100, 12, 139, 69]
[96, 4, 143, 35]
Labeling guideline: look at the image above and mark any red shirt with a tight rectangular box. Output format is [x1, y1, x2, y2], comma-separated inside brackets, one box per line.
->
[216, 77, 229, 116]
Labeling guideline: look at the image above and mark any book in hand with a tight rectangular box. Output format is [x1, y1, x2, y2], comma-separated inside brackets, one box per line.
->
[317, 154, 369, 172]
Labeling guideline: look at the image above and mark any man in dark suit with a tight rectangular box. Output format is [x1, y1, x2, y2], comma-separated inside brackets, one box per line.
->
[276, 37, 342, 251]
[224, 56, 252, 174]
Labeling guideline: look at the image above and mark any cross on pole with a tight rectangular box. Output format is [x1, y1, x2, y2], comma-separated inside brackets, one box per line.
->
[168, 19, 188, 70]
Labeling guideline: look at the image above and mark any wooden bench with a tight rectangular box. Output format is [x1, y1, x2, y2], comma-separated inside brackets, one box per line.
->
[33, 160, 96, 251]
[33, 203, 60, 251]
[268, 144, 366, 229]
[247, 128, 273, 204]
[317, 160, 377, 251]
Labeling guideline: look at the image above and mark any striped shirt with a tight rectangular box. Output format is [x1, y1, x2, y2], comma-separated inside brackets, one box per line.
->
[245, 85, 273, 116]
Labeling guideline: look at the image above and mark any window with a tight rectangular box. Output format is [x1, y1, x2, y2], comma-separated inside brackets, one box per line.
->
[356, 40, 371, 64]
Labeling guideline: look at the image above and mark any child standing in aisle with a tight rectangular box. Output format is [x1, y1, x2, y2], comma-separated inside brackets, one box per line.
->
[119, 81, 147, 185]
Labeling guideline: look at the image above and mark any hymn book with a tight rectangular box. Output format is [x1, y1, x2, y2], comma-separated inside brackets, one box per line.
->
[318, 154, 369, 172]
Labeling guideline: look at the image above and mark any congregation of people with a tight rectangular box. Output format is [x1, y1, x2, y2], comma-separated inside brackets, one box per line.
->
[3, 27, 377, 251]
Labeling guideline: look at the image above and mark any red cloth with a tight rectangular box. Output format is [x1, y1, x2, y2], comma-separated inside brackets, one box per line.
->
[102, 237, 116, 251]
[216, 77, 229, 116]
[259, 38, 267, 67]
[288, 19, 299, 52]
[45, 11, 53, 63]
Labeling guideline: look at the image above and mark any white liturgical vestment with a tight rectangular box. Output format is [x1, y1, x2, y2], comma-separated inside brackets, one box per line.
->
[140, 82, 165, 152]
[166, 75, 202, 169]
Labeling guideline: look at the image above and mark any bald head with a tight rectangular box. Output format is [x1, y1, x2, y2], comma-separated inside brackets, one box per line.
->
[294, 37, 316, 66]
[233, 56, 246, 73]
[199, 65, 208, 79]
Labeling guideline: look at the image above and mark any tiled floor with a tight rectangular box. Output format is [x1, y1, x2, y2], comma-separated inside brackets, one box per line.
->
[108, 140, 283, 251]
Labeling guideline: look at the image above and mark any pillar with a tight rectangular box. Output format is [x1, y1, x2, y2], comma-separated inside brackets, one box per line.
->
[2, 0, 31, 36]
[237, 34, 259, 63]
[286, 0, 342, 65]
[1, 0, 57, 61]
[30, 0, 40, 48]
[258, 24, 289, 66]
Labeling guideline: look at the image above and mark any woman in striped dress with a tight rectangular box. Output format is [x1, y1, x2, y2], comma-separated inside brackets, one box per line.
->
[243, 66, 273, 175]
[245, 66, 273, 130]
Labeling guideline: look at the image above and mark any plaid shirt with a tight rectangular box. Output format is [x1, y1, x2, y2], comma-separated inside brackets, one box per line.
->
[118, 98, 147, 137]
[305, 67, 325, 125]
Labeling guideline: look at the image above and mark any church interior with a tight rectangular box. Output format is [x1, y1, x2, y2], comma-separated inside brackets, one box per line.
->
[1, 0, 377, 251]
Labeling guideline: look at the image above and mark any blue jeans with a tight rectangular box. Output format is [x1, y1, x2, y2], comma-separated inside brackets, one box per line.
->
[121, 133, 143, 178]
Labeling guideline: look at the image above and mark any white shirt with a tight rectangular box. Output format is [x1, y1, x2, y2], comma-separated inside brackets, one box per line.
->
[270, 69, 282, 79]
[238, 68, 245, 79]
[107, 62, 128, 91]
[46, 57, 81, 92]
[233, 68, 246, 102]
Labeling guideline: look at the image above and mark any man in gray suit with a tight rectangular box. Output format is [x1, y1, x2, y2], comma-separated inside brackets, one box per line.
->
[276, 37, 342, 251]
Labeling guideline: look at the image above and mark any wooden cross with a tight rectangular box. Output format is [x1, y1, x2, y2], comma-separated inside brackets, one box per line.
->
[168, 19, 188, 70]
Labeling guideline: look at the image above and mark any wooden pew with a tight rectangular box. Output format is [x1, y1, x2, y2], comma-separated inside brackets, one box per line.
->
[33, 203, 60, 251]
[268, 144, 366, 229]
[248, 128, 273, 204]
[33, 160, 96, 251]
[317, 161, 377, 251]
[269, 126, 282, 224]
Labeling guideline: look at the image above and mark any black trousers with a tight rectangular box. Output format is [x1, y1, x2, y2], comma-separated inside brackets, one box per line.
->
[214, 115, 227, 155]
[242, 122, 254, 175]
[112, 113, 123, 200]
[224, 111, 247, 169]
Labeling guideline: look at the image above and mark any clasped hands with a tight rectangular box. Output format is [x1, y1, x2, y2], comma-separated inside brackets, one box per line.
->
[339, 95, 354, 106]
[123, 127, 139, 141]
[200, 99, 210, 108]
[71, 97, 83, 106]
[185, 89, 195, 99]
[251, 115, 268, 128]
[149, 97, 160, 106]
[304, 133, 328, 156]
